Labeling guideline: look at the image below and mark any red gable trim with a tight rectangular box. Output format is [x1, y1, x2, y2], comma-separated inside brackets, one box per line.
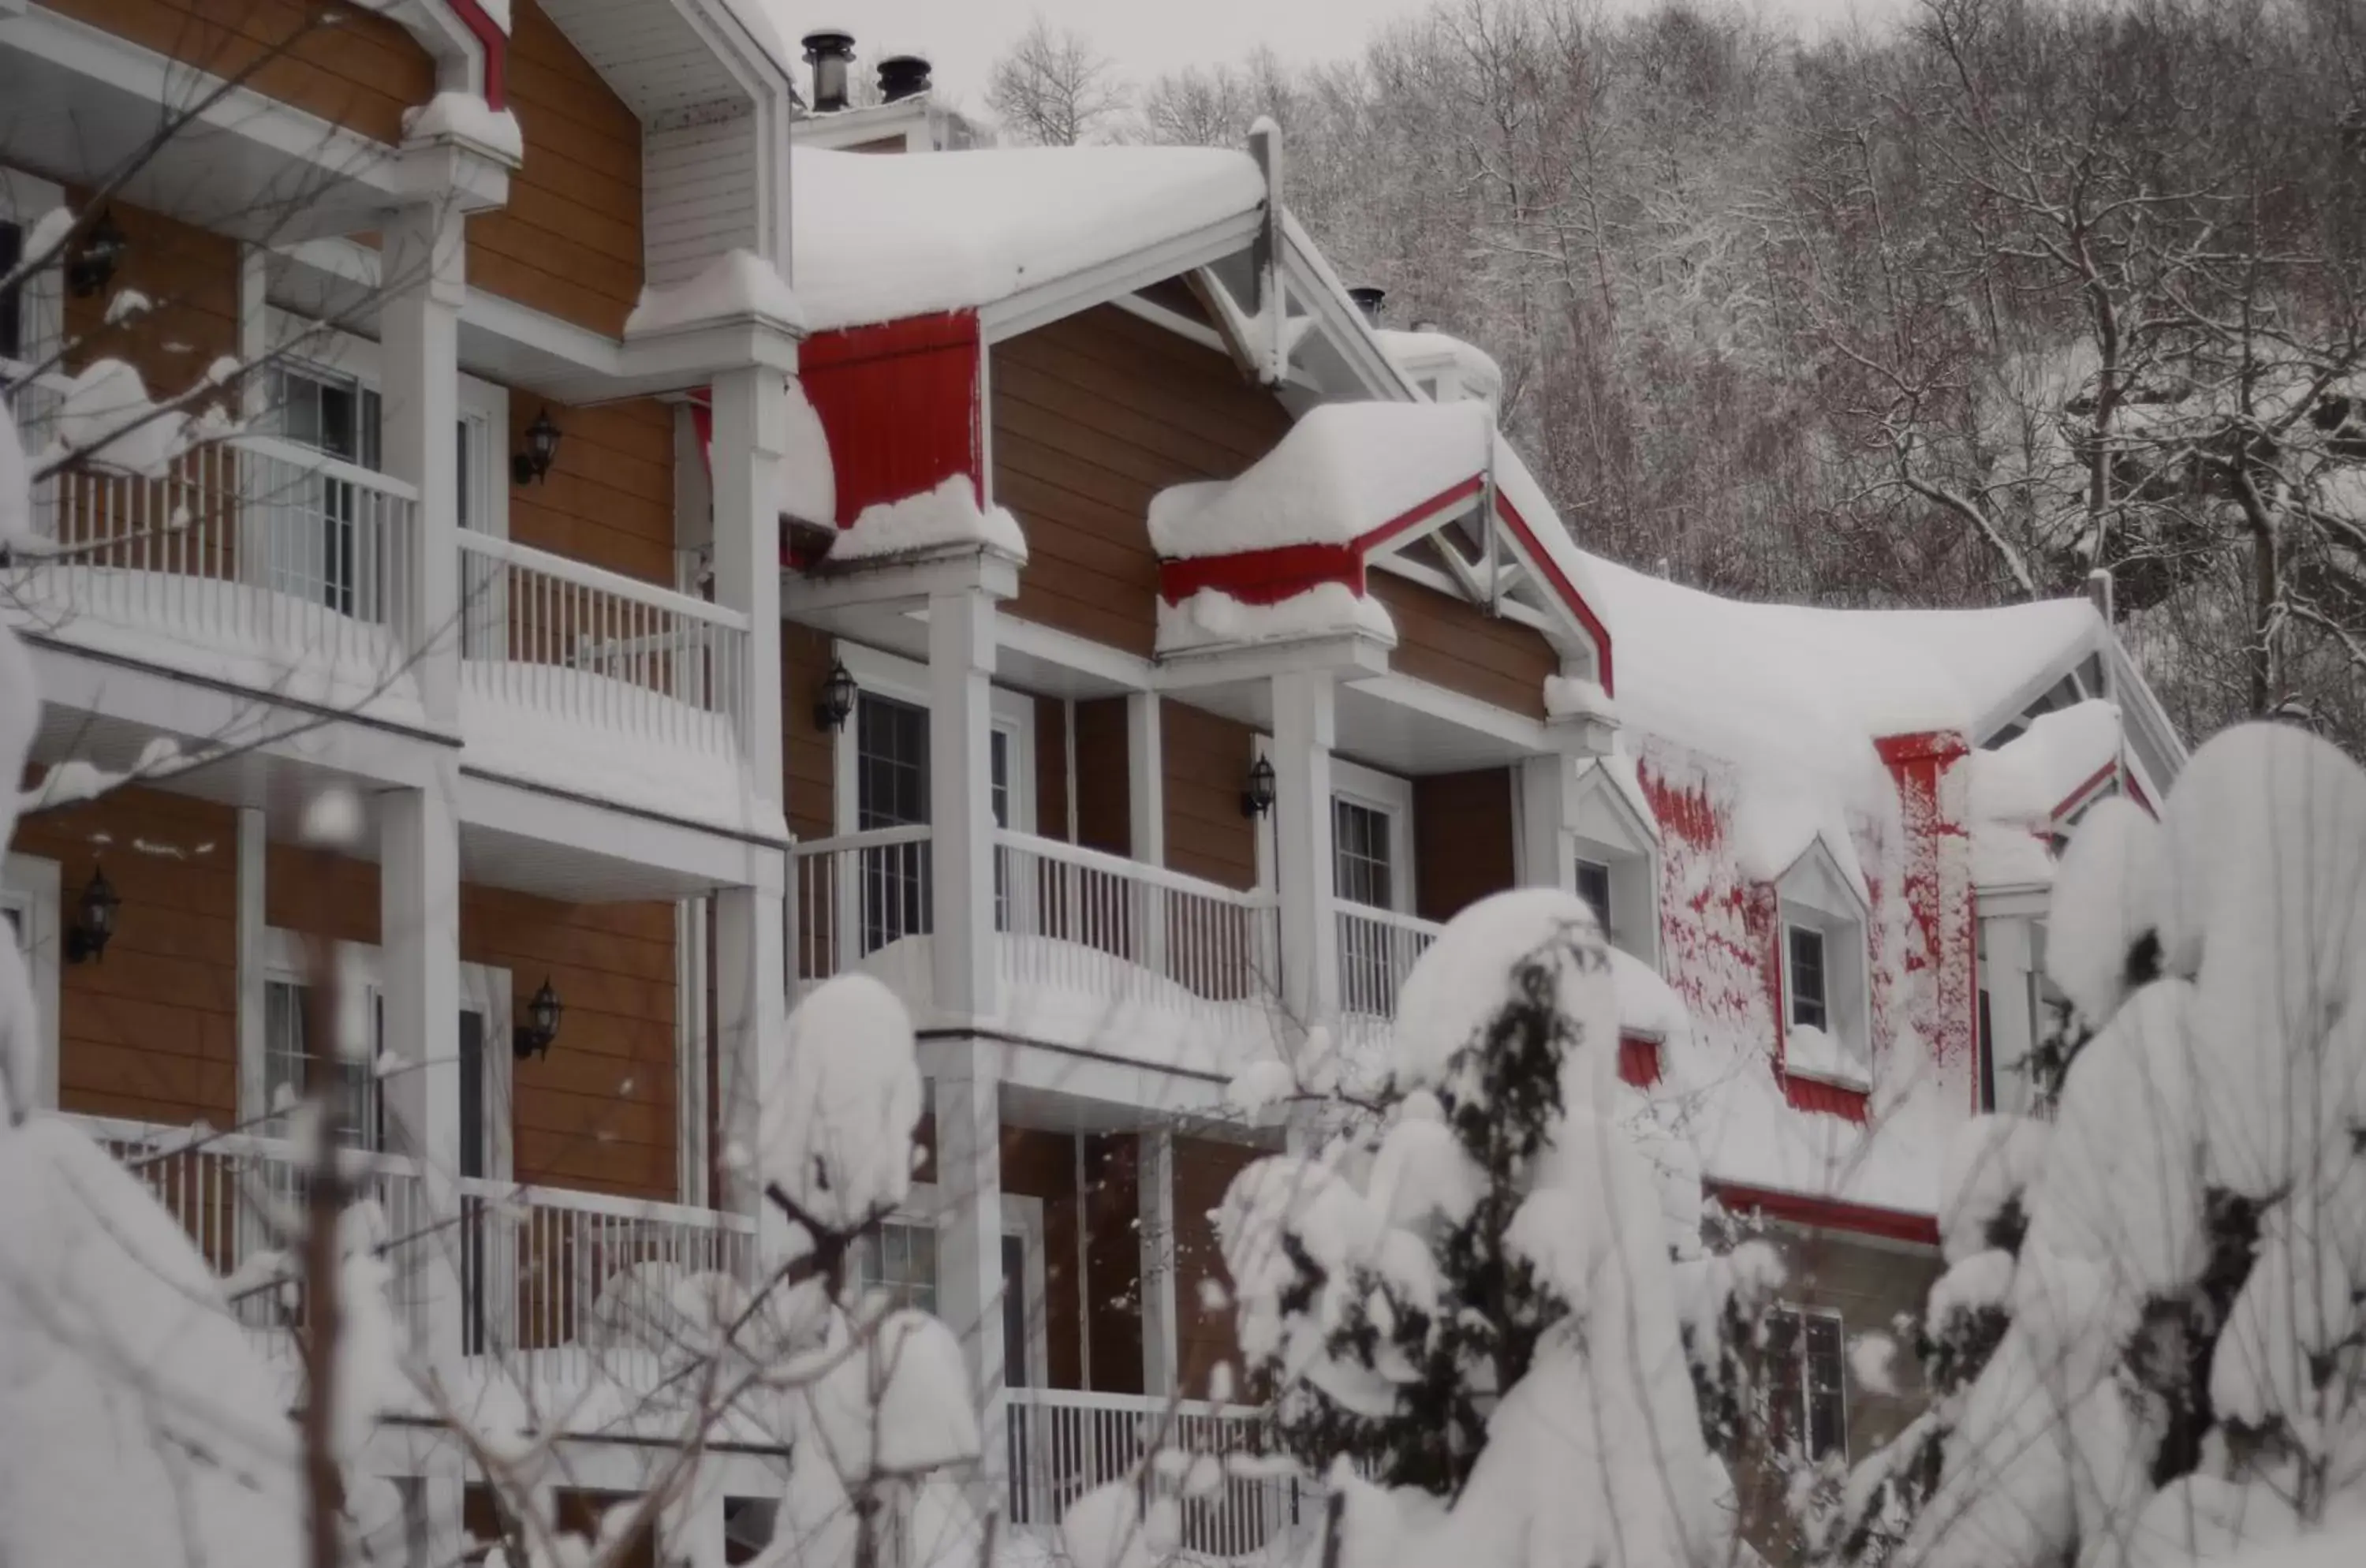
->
[1708, 1180, 1940, 1248]
[1874, 730, 1972, 768]
[1491, 489, 1615, 697]
[2051, 760, 2120, 822]
[444, 1, 509, 109]
[1154, 476, 1483, 607]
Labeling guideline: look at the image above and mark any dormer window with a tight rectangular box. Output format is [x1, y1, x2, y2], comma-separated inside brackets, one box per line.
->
[1786, 925, 1828, 1032]
[1569, 760, 1659, 968]
[1774, 835, 1872, 1094]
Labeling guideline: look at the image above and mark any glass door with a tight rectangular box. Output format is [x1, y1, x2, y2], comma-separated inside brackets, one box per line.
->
[856, 693, 931, 954]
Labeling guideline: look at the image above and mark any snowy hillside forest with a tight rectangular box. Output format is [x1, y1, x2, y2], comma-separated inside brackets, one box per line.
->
[994, 0, 2366, 758]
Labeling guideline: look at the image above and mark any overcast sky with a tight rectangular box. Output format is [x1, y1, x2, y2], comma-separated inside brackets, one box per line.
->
[759, 0, 1916, 122]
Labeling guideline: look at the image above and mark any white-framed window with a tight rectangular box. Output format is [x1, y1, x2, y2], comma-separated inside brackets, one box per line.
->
[1574, 857, 1612, 932]
[1327, 755, 1414, 915]
[252, 928, 512, 1175]
[1763, 1304, 1848, 1462]
[853, 1182, 1051, 1390]
[1567, 759, 1660, 968]
[0, 167, 66, 373]
[0, 853, 62, 1111]
[828, 640, 1038, 838]
[1774, 838, 1872, 1090]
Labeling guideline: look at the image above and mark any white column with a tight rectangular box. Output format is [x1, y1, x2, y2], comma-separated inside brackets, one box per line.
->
[379, 202, 465, 723]
[717, 879, 787, 1253]
[1137, 1128, 1178, 1398]
[934, 1046, 1006, 1486]
[1271, 670, 1338, 1032]
[929, 588, 998, 1020]
[1980, 916, 2038, 1114]
[379, 779, 463, 1370]
[706, 368, 786, 793]
[1127, 692, 1166, 973]
[1516, 753, 1577, 892]
[235, 807, 267, 1125]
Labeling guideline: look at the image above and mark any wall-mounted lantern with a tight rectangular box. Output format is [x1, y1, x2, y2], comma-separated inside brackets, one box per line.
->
[67, 210, 127, 300]
[513, 977, 563, 1060]
[512, 408, 562, 486]
[1241, 755, 1276, 818]
[815, 659, 856, 732]
[65, 861, 121, 963]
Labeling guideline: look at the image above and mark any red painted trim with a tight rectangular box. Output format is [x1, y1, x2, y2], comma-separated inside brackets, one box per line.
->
[2125, 770, 2155, 816]
[1159, 543, 1364, 606]
[799, 312, 983, 528]
[443, 0, 509, 110]
[1874, 730, 1972, 767]
[1491, 491, 1616, 696]
[1782, 1073, 1872, 1122]
[1618, 1033, 1663, 1088]
[1353, 474, 1487, 552]
[1707, 1180, 1940, 1248]
[2050, 760, 2121, 822]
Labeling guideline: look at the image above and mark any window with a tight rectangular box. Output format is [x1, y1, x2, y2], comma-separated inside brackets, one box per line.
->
[1786, 925, 1828, 1032]
[856, 693, 931, 953]
[1575, 858, 1613, 936]
[1333, 798, 1394, 910]
[853, 1221, 939, 1314]
[0, 217, 22, 364]
[262, 980, 384, 1152]
[1764, 1305, 1847, 1462]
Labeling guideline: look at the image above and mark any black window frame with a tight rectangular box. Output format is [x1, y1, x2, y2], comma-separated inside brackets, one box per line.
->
[1786, 924, 1829, 1033]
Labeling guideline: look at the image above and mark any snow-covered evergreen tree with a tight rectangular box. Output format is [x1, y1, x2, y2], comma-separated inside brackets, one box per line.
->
[1215, 887, 1740, 1568]
[1815, 725, 2366, 1568]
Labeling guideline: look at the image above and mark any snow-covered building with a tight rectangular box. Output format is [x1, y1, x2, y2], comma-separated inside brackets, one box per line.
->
[1, 3, 2187, 1556]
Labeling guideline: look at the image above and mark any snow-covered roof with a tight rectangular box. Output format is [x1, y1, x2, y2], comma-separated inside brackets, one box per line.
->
[1375, 328, 1504, 401]
[789, 144, 1266, 333]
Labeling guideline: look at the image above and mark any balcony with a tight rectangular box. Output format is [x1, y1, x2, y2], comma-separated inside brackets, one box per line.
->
[790, 828, 1287, 1075]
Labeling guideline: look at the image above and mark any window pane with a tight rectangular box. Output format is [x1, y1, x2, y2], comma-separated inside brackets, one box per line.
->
[1763, 1308, 1804, 1454]
[1575, 859, 1612, 935]
[1806, 1314, 1847, 1460]
[0, 220, 21, 361]
[1788, 926, 1828, 1032]
[856, 694, 929, 829]
[1333, 799, 1394, 909]
[263, 979, 381, 1152]
[855, 1222, 939, 1316]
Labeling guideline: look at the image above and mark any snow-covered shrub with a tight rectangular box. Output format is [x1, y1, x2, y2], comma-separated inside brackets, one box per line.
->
[1814, 724, 2366, 1568]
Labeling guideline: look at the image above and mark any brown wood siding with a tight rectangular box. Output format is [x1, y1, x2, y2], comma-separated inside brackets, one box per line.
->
[43, 0, 431, 144]
[1003, 1126, 1084, 1392]
[466, 0, 644, 334]
[1035, 695, 1071, 843]
[1413, 768, 1516, 924]
[1072, 696, 1130, 856]
[782, 622, 836, 841]
[1368, 571, 1556, 720]
[994, 305, 1293, 656]
[1083, 1131, 1144, 1394]
[1162, 701, 1258, 894]
[59, 196, 237, 398]
[505, 394, 675, 584]
[1174, 1134, 1260, 1400]
[22, 787, 240, 1127]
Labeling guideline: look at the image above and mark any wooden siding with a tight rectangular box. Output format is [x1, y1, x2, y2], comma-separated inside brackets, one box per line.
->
[1035, 694, 1071, 844]
[1162, 701, 1259, 894]
[22, 787, 240, 1128]
[1072, 696, 1130, 856]
[1413, 768, 1516, 924]
[43, 0, 432, 144]
[506, 393, 675, 584]
[644, 111, 759, 292]
[59, 195, 237, 395]
[30, 791, 679, 1201]
[1004, 1126, 1085, 1392]
[1173, 1133, 1259, 1399]
[1082, 1131, 1145, 1394]
[994, 305, 1293, 656]
[782, 622, 837, 840]
[1368, 571, 1556, 720]
[467, 0, 644, 334]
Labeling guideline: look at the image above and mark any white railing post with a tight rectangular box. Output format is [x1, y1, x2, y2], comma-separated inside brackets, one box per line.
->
[1271, 672, 1338, 1035]
[379, 200, 465, 722]
[1127, 693, 1166, 978]
[935, 1044, 1007, 1508]
[930, 588, 1000, 1021]
[707, 366, 784, 790]
[379, 782, 465, 1371]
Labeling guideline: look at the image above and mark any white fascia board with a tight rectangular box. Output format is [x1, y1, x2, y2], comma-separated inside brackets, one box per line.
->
[783, 551, 1021, 618]
[1977, 884, 2053, 920]
[1278, 217, 1416, 401]
[1574, 759, 1661, 847]
[979, 208, 1266, 345]
[999, 615, 1157, 693]
[1109, 292, 1229, 356]
[454, 770, 789, 891]
[1370, 552, 1559, 639]
[1345, 669, 1554, 755]
[1154, 632, 1390, 692]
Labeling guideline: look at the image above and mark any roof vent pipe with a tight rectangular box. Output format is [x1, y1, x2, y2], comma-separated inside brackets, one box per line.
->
[802, 28, 856, 112]
[879, 53, 933, 103]
[1347, 286, 1386, 326]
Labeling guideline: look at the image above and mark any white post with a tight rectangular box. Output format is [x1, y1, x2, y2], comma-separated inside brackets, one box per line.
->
[379, 201, 465, 723]
[1271, 670, 1338, 1033]
[1516, 753, 1577, 892]
[935, 1046, 1007, 1495]
[930, 588, 999, 1021]
[1137, 1127, 1178, 1398]
[1127, 692, 1166, 975]
[1980, 915, 2039, 1115]
[379, 778, 463, 1371]
[717, 879, 787, 1260]
[235, 806, 267, 1125]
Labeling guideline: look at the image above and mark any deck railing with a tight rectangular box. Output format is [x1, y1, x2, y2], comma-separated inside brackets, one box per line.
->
[456, 531, 749, 754]
[789, 823, 937, 984]
[1334, 901, 1444, 1018]
[1003, 1388, 1312, 1557]
[994, 831, 1279, 1008]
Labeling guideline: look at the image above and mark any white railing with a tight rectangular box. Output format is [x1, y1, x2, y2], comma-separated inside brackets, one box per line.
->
[994, 831, 1279, 1010]
[457, 530, 749, 753]
[790, 824, 937, 984]
[457, 1178, 758, 1388]
[1004, 1388, 1314, 1558]
[73, 1116, 431, 1354]
[3, 373, 420, 681]
[1334, 901, 1444, 1018]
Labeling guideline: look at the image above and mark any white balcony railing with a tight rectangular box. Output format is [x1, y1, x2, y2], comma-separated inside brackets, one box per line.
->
[3, 375, 420, 687]
[457, 531, 749, 756]
[1004, 1388, 1314, 1558]
[995, 831, 1280, 1010]
[790, 823, 937, 982]
[1334, 901, 1443, 1018]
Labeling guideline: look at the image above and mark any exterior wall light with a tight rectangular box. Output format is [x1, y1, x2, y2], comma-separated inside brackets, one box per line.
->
[1241, 755, 1276, 818]
[815, 659, 856, 731]
[65, 861, 121, 963]
[67, 210, 127, 300]
[514, 978, 563, 1059]
[513, 409, 562, 486]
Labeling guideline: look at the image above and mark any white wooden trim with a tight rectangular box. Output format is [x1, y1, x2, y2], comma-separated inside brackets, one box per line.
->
[235, 809, 267, 1126]
[676, 895, 711, 1207]
[977, 209, 1265, 345]
[886, 1178, 1051, 1393]
[454, 530, 748, 627]
[1110, 292, 1230, 356]
[0, 852, 62, 1111]
[1330, 752, 1416, 917]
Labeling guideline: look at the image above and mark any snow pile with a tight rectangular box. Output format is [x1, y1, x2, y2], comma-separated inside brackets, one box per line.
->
[1968, 700, 2122, 827]
[0, 395, 30, 548]
[1155, 583, 1396, 655]
[399, 90, 524, 162]
[790, 143, 1265, 332]
[2043, 796, 2163, 1025]
[1785, 1021, 1871, 1089]
[781, 377, 836, 525]
[1147, 401, 1492, 559]
[624, 249, 805, 338]
[1543, 672, 1616, 722]
[1610, 944, 1690, 1040]
[50, 358, 188, 476]
[759, 973, 924, 1233]
[1374, 328, 1506, 402]
[826, 475, 1027, 566]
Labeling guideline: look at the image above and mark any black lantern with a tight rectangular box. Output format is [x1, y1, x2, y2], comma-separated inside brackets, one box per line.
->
[65, 861, 121, 964]
[512, 408, 562, 486]
[513, 977, 563, 1059]
[67, 209, 127, 300]
[1241, 755, 1277, 818]
[815, 659, 856, 731]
